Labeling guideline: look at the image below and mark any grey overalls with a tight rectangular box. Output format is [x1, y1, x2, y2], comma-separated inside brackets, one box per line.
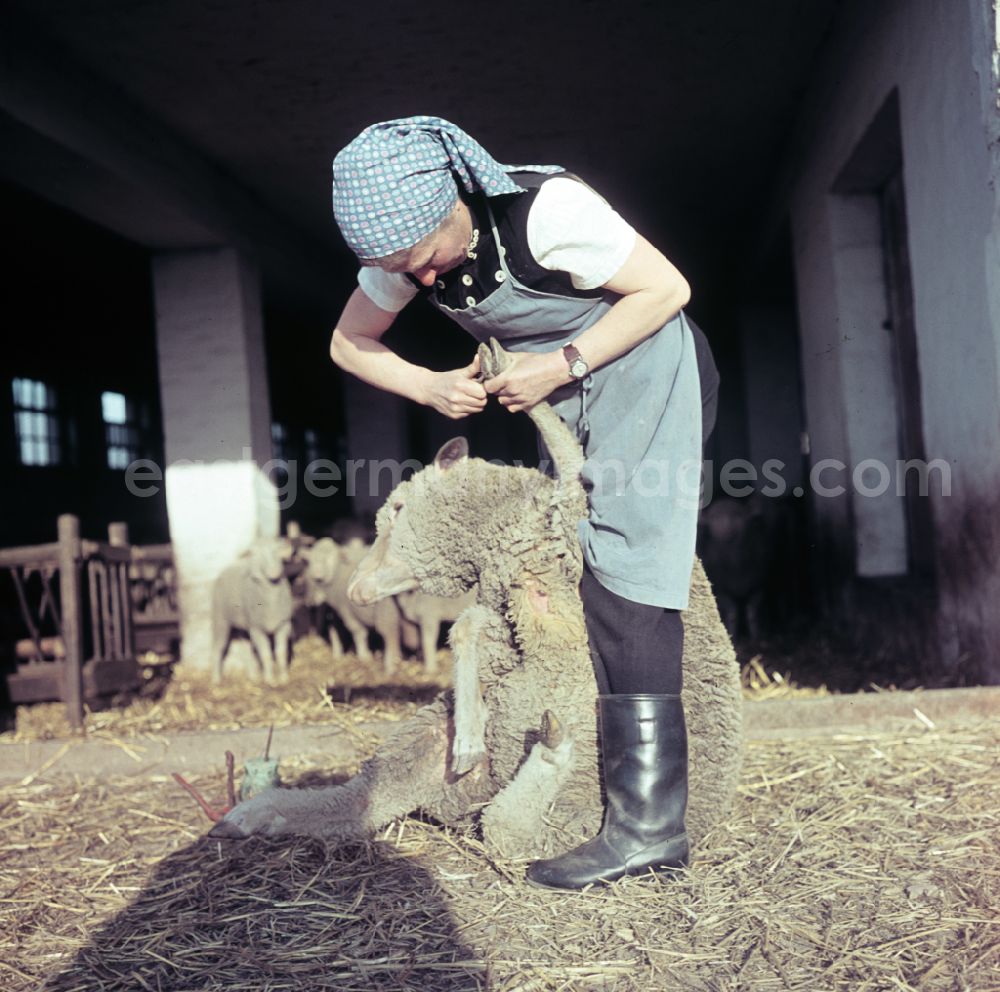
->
[427, 191, 703, 610]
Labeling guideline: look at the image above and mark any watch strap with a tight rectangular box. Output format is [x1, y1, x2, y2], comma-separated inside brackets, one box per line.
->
[562, 343, 588, 378]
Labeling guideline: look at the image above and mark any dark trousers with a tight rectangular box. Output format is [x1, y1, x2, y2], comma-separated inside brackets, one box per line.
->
[579, 564, 684, 696]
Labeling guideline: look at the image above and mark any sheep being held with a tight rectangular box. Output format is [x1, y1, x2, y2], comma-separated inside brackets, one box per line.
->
[213, 342, 743, 861]
[211, 539, 293, 685]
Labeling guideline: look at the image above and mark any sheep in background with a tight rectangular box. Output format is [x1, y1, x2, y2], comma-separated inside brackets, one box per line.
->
[395, 588, 477, 674]
[211, 539, 293, 685]
[214, 340, 743, 861]
[304, 537, 404, 673]
[698, 495, 780, 642]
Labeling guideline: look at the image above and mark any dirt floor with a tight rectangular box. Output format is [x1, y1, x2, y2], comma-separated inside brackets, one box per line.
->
[2, 636, 828, 744]
[1, 640, 998, 990]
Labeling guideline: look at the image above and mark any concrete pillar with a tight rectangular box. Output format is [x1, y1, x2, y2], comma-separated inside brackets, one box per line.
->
[341, 377, 415, 519]
[152, 247, 279, 673]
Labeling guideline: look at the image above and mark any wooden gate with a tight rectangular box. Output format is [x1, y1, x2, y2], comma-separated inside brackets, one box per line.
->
[2, 515, 142, 728]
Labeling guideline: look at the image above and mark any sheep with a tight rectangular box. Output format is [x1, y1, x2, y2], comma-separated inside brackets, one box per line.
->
[303, 537, 404, 673]
[211, 539, 294, 685]
[698, 495, 779, 641]
[394, 588, 477, 674]
[213, 340, 743, 862]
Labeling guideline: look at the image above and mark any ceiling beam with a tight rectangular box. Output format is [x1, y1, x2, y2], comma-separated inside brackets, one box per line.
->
[0, 7, 339, 310]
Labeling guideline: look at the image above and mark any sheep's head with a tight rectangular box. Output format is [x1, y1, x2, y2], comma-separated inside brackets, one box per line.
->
[301, 537, 341, 604]
[250, 539, 287, 583]
[348, 437, 484, 604]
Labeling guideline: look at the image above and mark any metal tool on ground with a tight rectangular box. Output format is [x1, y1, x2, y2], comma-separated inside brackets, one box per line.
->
[173, 726, 280, 821]
[239, 724, 281, 801]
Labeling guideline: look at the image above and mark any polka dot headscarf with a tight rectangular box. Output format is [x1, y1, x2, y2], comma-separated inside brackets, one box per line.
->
[332, 115, 561, 261]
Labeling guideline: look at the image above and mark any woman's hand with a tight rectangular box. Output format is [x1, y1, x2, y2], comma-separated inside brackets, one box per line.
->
[481, 350, 569, 413]
[420, 353, 488, 419]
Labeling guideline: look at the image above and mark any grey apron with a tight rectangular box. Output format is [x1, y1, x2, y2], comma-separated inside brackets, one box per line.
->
[428, 201, 702, 609]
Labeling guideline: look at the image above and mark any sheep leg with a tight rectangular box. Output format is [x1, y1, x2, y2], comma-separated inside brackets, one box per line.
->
[273, 620, 291, 683]
[211, 626, 230, 685]
[380, 615, 402, 677]
[421, 616, 441, 675]
[480, 710, 576, 859]
[478, 337, 584, 486]
[322, 607, 345, 659]
[449, 606, 492, 775]
[340, 612, 373, 661]
[401, 617, 421, 653]
[327, 629, 344, 659]
[248, 628, 276, 684]
[211, 698, 490, 841]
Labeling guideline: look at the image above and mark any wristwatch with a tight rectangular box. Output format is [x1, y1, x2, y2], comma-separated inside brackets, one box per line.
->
[562, 343, 589, 380]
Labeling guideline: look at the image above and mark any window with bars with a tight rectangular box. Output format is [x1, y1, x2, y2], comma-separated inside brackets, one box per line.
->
[101, 390, 145, 469]
[12, 377, 62, 466]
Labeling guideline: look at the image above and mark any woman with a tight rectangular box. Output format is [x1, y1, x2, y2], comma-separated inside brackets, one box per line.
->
[329, 116, 718, 890]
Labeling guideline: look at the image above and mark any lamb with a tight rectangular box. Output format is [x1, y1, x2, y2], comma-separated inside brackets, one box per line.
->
[213, 340, 743, 861]
[211, 539, 293, 685]
[303, 537, 405, 673]
[304, 538, 472, 674]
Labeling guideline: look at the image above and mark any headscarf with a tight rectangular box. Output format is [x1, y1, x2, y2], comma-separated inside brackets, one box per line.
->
[332, 115, 561, 260]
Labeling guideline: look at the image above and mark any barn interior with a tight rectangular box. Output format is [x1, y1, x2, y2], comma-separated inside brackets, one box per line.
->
[2, 7, 1000, 990]
[2, 0, 998, 695]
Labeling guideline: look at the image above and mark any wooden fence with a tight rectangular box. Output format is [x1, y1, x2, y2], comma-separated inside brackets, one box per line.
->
[1, 518, 317, 728]
[1, 515, 178, 728]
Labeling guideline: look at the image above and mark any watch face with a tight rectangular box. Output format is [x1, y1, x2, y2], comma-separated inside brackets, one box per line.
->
[569, 358, 588, 379]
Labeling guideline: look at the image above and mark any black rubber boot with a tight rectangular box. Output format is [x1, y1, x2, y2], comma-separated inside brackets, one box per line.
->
[525, 694, 689, 890]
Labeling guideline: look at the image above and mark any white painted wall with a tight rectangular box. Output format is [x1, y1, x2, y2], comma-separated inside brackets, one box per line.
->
[781, 0, 1000, 676]
[970, 0, 1000, 443]
[827, 194, 908, 577]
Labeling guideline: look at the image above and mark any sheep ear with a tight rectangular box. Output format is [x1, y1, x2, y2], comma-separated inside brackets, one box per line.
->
[434, 437, 469, 472]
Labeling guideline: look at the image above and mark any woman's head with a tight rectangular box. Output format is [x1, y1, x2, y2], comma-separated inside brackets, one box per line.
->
[368, 197, 475, 287]
[331, 116, 530, 263]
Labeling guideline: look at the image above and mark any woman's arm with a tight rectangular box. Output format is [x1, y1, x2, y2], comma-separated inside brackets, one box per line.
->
[481, 233, 690, 412]
[330, 286, 487, 419]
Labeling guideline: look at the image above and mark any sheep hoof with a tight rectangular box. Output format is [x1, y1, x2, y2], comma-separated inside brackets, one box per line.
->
[208, 818, 248, 840]
[540, 709, 564, 749]
[476, 337, 510, 381]
[209, 791, 288, 838]
[451, 743, 487, 777]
